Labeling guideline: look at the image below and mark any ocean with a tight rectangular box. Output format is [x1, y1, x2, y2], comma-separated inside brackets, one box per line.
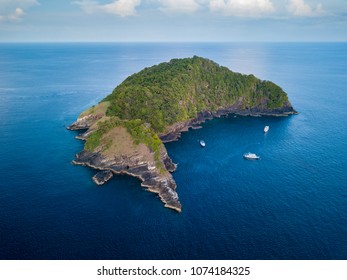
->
[0, 42, 346, 259]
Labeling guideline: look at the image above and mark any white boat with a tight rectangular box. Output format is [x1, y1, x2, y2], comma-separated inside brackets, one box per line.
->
[199, 140, 206, 147]
[264, 126, 269, 133]
[243, 152, 260, 160]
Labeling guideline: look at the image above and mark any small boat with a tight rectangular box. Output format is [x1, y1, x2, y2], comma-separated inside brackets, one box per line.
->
[243, 152, 260, 160]
[264, 125, 269, 133]
[199, 140, 206, 147]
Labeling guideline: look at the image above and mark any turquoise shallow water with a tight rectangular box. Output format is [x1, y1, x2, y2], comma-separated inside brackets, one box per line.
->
[0, 43, 346, 259]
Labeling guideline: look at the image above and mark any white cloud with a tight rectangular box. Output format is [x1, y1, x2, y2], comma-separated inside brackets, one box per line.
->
[209, 0, 275, 17]
[0, 0, 38, 22]
[0, 0, 38, 8]
[74, 0, 327, 18]
[102, 0, 141, 16]
[75, 0, 141, 17]
[156, 0, 200, 13]
[287, 0, 323, 17]
[8, 8, 24, 20]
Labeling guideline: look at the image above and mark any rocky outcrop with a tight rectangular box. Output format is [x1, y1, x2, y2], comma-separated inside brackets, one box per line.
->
[73, 149, 181, 212]
[67, 114, 101, 131]
[93, 170, 113, 185]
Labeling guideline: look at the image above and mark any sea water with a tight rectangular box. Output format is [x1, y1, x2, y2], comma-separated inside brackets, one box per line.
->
[0, 43, 346, 259]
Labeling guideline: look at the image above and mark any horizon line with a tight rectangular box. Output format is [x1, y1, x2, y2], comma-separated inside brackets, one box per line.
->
[0, 40, 347, 44]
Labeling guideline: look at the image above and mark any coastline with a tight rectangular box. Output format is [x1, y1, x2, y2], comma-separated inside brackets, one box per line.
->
[159, 104, 297, 142]
[68, 103, 296, 212]
[72, 149, 182, 212]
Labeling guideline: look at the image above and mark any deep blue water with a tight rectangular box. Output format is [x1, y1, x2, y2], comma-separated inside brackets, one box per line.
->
[0, 43, 347, 260]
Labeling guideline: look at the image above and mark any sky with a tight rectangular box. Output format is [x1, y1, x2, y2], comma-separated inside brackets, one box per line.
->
[0, 0, 346, 42]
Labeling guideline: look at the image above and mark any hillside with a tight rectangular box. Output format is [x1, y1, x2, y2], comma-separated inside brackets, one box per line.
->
[103, 56, 294, 133]
[69, 56, 296, 212]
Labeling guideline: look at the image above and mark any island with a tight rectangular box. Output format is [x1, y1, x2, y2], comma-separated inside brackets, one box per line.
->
[68, 56, 297, 212]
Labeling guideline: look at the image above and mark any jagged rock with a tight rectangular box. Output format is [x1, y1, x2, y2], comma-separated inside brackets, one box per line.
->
[93, 170, 113, 185]
[67, 114, 101, 130]
[73, 149, 182, 212]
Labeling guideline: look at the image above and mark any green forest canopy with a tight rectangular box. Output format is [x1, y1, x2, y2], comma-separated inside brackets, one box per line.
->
[103, 56, 289, 133]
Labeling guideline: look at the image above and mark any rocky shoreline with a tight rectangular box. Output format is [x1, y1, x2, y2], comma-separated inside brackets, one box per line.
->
[68, 101, 296, 213]
[159, 103, 297, 142]
[68, 114, 182, 212]
[71, 148, 182, 212]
